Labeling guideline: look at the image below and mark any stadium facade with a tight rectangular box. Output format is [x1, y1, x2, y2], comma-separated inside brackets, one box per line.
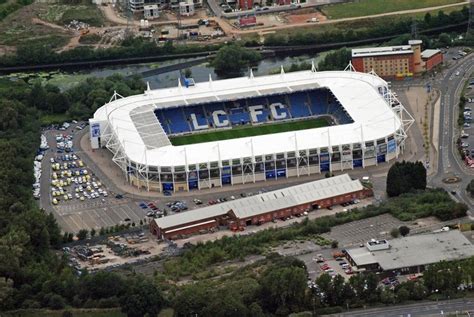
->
[90, 64, 414, 192]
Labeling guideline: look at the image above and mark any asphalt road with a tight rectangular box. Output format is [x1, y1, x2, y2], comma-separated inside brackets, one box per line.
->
[328, 298, 474, 317]
[429, 52, 474, 213]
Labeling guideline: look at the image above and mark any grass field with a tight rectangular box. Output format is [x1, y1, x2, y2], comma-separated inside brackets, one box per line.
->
[169, 118, 330, 145]
[39, 4, 104, 27]
[321, 0, 464, 19]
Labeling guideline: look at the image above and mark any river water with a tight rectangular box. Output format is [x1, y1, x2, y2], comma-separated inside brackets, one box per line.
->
[83, 52, 324, 89]
[2, 51, 330, 90]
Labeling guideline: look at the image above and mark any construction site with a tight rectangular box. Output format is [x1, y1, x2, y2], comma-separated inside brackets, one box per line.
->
[0, 1, 468, 57]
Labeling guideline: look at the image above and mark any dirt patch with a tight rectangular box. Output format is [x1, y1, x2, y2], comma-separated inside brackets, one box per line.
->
[0, 3, 72, 48]
[285, 10, 327, 24]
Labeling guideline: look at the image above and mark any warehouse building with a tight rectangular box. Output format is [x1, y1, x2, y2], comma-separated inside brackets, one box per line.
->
[150, 174, 373, 240]
[345, 231, 474, 275]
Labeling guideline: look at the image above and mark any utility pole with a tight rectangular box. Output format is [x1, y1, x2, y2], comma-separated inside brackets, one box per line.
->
[467, 0, 474, 40]
[411, 19, 418, 40]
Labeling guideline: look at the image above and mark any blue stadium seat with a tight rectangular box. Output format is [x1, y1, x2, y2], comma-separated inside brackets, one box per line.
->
[288, 92, 311, 118]
[160, 107, 190, 134]
[308, 91, 328, 116]
[228, 107, 250, 125]
[183, 105, 209, 130]
[154, 109, 171, 134]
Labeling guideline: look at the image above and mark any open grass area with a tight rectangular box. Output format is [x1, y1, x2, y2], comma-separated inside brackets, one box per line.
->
[169, 118, 330, 145]
[261, 3, 466, 39]
[39, 4, 104, 27]
[40, 113, 71, 125]
[0, 4, 70, 47]
[321, 0, 464, 19]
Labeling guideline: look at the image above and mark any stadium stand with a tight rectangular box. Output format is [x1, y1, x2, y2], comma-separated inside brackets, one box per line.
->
[288, 92, 312, 118]
[154, 88, 353, 135]
[308, 90, 328, 116]
[183, 105, 209, 130]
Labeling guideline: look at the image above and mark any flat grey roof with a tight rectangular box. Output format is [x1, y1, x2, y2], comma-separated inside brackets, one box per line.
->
[421, 49, 441, 59]
[352, 45, 413, 58]
[347, 231, 474, 270]
[154, 173, 364, 230]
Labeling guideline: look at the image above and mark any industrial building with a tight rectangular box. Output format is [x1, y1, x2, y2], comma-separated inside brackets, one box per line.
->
[352, 40, 443, 79]
[150, 174, 373, 240]
[345, 231, 474, 275]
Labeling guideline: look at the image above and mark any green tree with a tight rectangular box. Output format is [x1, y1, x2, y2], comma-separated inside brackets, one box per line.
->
[259, 265, 307, 313]
[380, 288, 395, 305]
[48, 294, 66, 310]
[184, 68, 192, 78]
[212, 44, 262, 78]
[396, 287, 410, 303]
[398, 226, 410, 237]
[390, 228, 400, 238]
[438, 33, 452, 47]
[386, 161, 426, 197]
[120, 276, 164, 317]
[76, 229, 88, 241]
[466, 179, 474, 197]
[90, 228, 96, 237]
[318, 48, 352, 71]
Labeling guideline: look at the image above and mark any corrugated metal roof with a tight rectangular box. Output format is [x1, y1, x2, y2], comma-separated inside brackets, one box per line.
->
[347, 231, 474, 270]
[154, 174, 363, 229]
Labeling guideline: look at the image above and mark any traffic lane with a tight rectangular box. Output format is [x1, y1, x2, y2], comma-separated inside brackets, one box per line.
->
[332, 298, 474, 317]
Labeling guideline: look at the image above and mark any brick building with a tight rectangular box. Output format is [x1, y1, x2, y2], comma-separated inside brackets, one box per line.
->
[421, 49, 443, 71]
[150, 174, 373, 240]
[351, 40, 442, 79]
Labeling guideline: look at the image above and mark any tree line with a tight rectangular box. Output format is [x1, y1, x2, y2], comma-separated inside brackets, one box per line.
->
[0, 38, 221, 68]
[264, 8, 469, 47]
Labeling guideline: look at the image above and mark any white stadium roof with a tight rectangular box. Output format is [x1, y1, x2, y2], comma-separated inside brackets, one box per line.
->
[93, 70, 401, 167]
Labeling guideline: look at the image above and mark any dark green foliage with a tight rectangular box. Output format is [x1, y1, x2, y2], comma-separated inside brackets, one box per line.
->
[386, 161, 426, 197]
[466, 179, 474, 197]
[390, 228, 399, 238]
[76, 229, 88, 240]
[318, 48, 351, 71]
[398, 225, 410, 237]
[0, 37, 221, 67]
[211, 44, 262, 78]
[119, 276, 164, 317]
[263, 7, 468, 48]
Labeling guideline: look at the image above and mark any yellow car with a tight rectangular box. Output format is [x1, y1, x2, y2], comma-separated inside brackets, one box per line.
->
[52, 198, 58, 205]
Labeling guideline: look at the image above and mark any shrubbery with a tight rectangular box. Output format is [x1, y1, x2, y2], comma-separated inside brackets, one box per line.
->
[386, 161, 426, 197]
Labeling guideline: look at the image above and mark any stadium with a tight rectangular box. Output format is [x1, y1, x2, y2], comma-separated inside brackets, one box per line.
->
[89, 64, 414, 192]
